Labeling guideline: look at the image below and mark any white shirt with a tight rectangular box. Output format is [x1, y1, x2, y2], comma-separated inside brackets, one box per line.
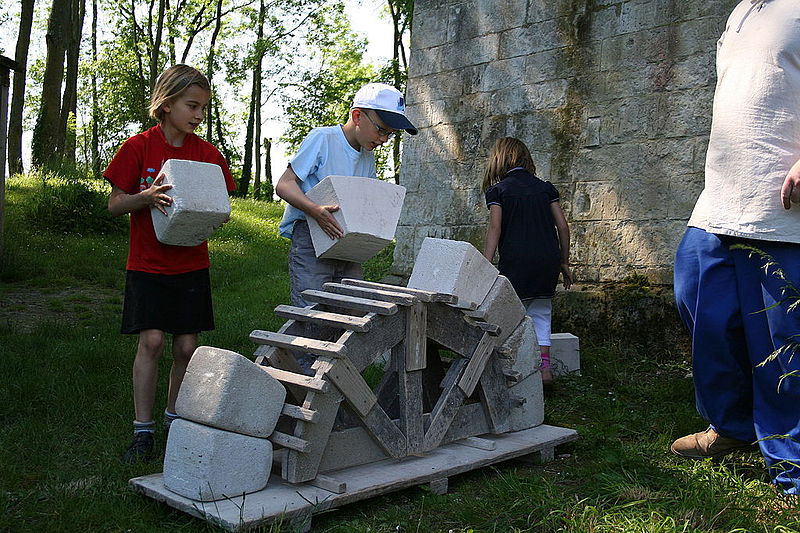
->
[689, 0, 800, 243]
[278, 125, 376, 238]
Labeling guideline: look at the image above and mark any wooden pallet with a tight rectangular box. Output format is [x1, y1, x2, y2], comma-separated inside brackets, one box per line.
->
[130, 424, 578, 532]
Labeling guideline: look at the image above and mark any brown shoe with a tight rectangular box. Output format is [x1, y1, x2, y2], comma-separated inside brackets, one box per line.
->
[670, 427, 757, 459]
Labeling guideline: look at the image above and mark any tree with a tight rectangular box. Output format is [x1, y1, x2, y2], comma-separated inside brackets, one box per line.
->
[61, 0, 86, 162]
[8, 0, 35, 176]
[385, 0, 413, 184]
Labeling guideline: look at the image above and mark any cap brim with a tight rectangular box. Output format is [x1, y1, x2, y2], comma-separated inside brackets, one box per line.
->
[374, 109, 418, 135]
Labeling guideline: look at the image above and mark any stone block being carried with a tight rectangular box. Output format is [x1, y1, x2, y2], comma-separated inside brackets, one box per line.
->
[176, 346, 286, 438]
[407, 237, 499, 309]
[164, 419, 272, 501]
[305, 175, 406, 262]
[151, 159, 231, 246]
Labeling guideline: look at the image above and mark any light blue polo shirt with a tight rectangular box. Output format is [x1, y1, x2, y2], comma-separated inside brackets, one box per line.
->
[278, 125, 376, 239]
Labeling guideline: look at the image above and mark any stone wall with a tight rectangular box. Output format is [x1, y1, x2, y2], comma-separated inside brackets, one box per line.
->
[393, 0, 736, 284]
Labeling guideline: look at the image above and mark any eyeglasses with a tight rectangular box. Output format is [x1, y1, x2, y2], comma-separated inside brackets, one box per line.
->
[362, 110, 399, 139]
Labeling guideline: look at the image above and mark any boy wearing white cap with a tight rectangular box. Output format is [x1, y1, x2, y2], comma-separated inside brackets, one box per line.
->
[276, 83, 417, 361]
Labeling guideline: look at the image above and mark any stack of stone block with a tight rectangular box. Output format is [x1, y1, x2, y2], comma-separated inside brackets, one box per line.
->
[163, 346, 286, 501]
[305, 175, 406, 262]
[150, 159, 231, 247]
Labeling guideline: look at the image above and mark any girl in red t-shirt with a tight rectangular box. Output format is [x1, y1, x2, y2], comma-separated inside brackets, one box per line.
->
[105, 64, 236, 463]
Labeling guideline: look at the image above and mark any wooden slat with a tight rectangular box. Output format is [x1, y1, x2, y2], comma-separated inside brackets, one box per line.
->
[324, 356, 377, 418]
[250, 330, 348, 358]
[254, 344, 308, 403]
[270, 431, 311, 453]
[301, 289, 398, 315]
[458, 332, 498, 396]
[341, 278, 458, 303]
[281, 403, 319, 423]
[423, 358, 468, 451]
[273, 305, 373, 332]
[257, 365, 329, 393]
[338, 313, 406, 371]
[398, 341, 424, 455]
[405, 302, 427, 371]
[457, 436, 497, 451]
[322, 282, 417, 306]
[361, 404, 407, 458]
[307, 474, 347, 494]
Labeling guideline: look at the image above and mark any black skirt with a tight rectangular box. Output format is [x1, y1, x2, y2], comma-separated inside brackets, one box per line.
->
[121, 269, 214, 334]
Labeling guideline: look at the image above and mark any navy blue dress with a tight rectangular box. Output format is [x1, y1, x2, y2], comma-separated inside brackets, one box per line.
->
[484, 169, 561, 299]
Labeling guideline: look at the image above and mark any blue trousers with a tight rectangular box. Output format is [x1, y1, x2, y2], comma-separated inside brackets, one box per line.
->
[674, 227, 800, 493]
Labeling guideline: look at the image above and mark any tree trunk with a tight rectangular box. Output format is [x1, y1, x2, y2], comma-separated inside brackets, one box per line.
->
[32, 0, 71, 168]
[240, 75, 256, 197]
[149, 0, 166, 93]
[205, 0, 222, 142]
[130, 0, 148, 129]
[8, 0, 35, 176]
[91, 0, 100, 177]
[254, 92, 261, 200]
[61, 0, 86, 163]
[263, 137, 273, 201]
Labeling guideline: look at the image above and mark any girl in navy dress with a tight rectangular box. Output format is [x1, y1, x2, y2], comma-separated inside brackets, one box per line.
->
[481, 137, 572, 386]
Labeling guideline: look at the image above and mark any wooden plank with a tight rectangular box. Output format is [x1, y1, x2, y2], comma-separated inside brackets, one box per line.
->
[458, 332, 498, 396]
[361, 403, 407, 458]
[281, 403, 319, 423]
[324, 356, 377, 418]
[307, 474, 347, 494]
[250, 330, 348, 359]
[301, 289, 398, 315]
[457, 436, 497, 451]
[423, 358, 468, 451]
[428, 478, 448, 495]
[338, 313, 406, 371]
[426, 303, 486, 357]
[405, 302, 427, 371]
[254, 344, 307, 403]
[322, 282, 417, 306]
[478, 356, 513, 434]
[341, 278, 458, 303]
[269, 431, 311, 453]
[257, 365, 329, 393]
[274, 305, 373, 332]
[396, 341, 424, 455]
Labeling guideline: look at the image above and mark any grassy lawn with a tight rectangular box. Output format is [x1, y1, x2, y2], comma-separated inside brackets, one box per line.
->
[1, 174, 798, 532]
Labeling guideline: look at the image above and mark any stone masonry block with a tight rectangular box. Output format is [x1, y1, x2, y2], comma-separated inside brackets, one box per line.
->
[407, 237, 499, 309]
[469, 275, 525, 343]
[164, 419, 272, 501]
[499, 316, 541, 381]
[176, 346, 286, 438]
[151, 159, 231, 246]
[507, 370, 544, 432]
[305, 176, 406, 262]
[550, 333, 580, 376]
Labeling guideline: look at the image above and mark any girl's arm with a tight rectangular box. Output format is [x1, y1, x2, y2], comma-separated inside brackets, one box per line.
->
[483, 204, 502, 262]
[551, 201, 573, 289]
[108, 174, 173, 217]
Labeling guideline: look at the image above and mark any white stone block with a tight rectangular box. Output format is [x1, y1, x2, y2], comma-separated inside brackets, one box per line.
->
[407, 237, 499, 309]
[550, 333, 580, 376]
[305, 175, 406, 262]
[507, 371, 545, 432]
[176, 346, 286, 438]
[500, 316, 541, 381]
[470, 275, 525, 342]
[164, 419, 272, 501]
[151, 159, 231, 246]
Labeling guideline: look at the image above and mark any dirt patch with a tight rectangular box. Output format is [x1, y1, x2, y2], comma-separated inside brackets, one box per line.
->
[0, 284, 122, 332]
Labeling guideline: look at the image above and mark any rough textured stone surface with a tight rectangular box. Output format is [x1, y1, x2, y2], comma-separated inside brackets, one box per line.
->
[507, 370, 545, 432]
[151, 159, 231, 246]
[471, 275, 525, 343]
[393, 0, 732, 284]
[305, 175, 406, 262]
[176, 346, 286, 438]
[164, 419, 272, 501]
[550, 332, 580, 376]
[499, 316, 541, 381]
[407, 237, 498, 309]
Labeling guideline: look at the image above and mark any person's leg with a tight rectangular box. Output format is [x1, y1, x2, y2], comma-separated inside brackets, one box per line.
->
[733, 240, 800, 494]
[167, 332, 198, 414]
[124, 328, 165, 462]
[524, 298, 553, 384]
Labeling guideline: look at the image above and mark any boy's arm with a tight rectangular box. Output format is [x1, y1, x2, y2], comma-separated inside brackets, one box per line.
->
[483, 204, 502, 262]
[781, 157, 800, 209]
[275, 166, 343, 239]
[551, 201, 572, 289]
[108, 175, 173, 217]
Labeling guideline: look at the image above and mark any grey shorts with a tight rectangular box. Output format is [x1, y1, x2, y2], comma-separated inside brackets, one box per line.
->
[288, 220, 363, 307]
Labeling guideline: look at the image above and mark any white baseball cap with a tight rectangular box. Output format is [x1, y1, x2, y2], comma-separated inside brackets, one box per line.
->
[351, 83, 418, 135]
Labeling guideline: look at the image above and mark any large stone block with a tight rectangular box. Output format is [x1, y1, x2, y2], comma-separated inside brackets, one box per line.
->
[151, 159, 231, 246]
[499, 316, 541, 381]
[164, 419, 272, 501]
[305, 175, 406, 262]
[469, 275, 525, 343]
[550, 333, 580, 376]
[407, 237, 499, 309]
[176, 346, 286, 438]
[507, 371, 544, 432]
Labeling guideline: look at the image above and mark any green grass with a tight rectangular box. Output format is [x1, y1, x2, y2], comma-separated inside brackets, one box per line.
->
[1, 173, 799, 532]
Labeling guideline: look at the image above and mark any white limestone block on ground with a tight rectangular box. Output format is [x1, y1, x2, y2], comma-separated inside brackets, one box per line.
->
[550, 333, 580, 376]
[469, 275, 525, 343]
[151, 159, 231, 246]
[507, 371, 545, 432]
[407, 238, 499, 309]
[499, 316, 541, 381]
[305, 175, 406, 262]
[176, 346, 286, 438]
[164, 419, 272, 501]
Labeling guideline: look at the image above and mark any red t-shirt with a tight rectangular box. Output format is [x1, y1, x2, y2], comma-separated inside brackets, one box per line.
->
[104, 125, 237, 275]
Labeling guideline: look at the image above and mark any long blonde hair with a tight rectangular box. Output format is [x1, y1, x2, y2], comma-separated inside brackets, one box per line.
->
[148, 64, 210, 122]
[481, 137, 537, 192]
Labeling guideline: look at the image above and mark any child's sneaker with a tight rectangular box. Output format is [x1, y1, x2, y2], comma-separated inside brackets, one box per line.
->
[122, 432, 155, 464]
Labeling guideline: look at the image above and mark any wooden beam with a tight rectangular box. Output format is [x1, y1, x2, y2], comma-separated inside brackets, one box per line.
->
[301, 289, 398, 315]
[341, 279, 458, 304]
[257, 365, 329, 393]
[338, 312, 406, 371]
[250, 330, 348, 358]
[270, 431, 311, 453]
[322, 282, 418, 306]
[254, 345, 307, 403]
[426, 303, 486, 357]
[423, 358, 468, 451]
[478, 356, 513, 434]
[397, 339, 424, 455]
[324, 356, 376, 418]
[405, 302, 427, 371]
[281, 403, 319, 423]
[458, 332, 498, 396]
[307, 474, 347, 494]
[273, 305, 373, 332]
